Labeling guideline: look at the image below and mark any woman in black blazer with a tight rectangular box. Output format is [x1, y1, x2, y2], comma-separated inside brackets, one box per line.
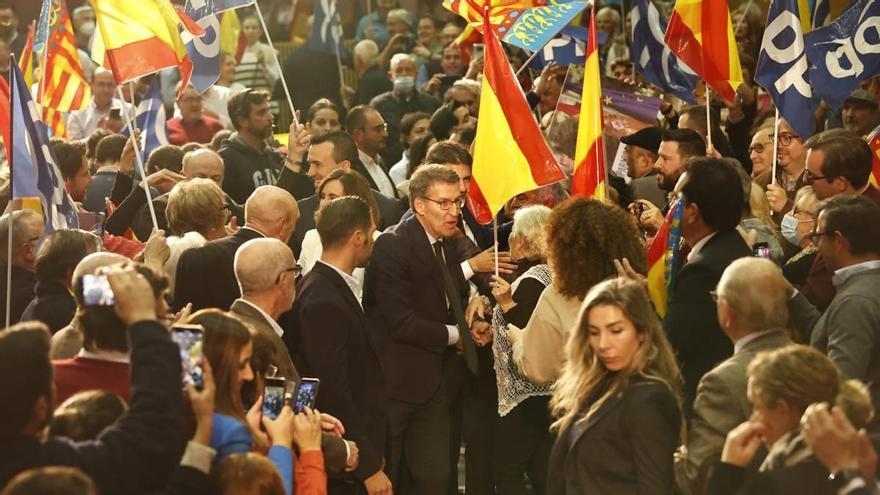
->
[546, 277, 684, 495]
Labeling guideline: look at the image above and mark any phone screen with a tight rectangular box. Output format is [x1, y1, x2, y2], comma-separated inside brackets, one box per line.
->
[82, 274, 116, 306]
[262, 378, 287, 420]
[293, 378, 320, 413]
[753, 242, 771, 259]
[171, 325, 205, 390]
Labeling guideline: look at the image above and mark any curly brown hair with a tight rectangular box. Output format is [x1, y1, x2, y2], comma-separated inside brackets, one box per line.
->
[547, 198, 646, 298]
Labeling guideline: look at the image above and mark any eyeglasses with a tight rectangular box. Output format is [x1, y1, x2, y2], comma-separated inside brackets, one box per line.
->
[275, 264, 302, 284]
[421, 196, 462, 211]
[748, 141, 772, 155]
[777, 132, 800, 147]
[808, 230, 832, 243]
[804, 168, 836, 184]
[370, 122, 389, 133]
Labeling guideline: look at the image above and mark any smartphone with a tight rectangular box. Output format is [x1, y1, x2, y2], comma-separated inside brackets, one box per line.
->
[171, 324, 205, 390]
[473, 43, 484, 60]
[753, 242, 771, 259]
[82, 274, 116, 306]
[95, 212, 106, 239]
[109, 108, 121, 119]
[293, 378, 320, 413]
[262, 377, 287, 420]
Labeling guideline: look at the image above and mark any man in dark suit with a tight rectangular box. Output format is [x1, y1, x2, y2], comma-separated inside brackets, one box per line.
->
[290, 131, 404, 257]
[0, 210, 43, 326]
[173, 185, 299, 312]
[287, 197, 390, 495]
[347, 105, 399, 199]
[664, 157, 751, 417]
[364, 165, 479, 495]
[231, 237, 353, 475]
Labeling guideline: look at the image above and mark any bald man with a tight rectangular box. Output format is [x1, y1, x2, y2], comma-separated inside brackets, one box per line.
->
[0, 210, 45, 326]
[675, 258, 793, 494]
[174, 186, 300, 311]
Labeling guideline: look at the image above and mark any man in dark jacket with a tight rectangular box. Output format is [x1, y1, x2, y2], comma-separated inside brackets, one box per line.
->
[0, 210, 43, 326]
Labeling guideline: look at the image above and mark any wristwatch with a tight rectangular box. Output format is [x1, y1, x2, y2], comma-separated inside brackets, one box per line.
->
[827, 469, 861, 488]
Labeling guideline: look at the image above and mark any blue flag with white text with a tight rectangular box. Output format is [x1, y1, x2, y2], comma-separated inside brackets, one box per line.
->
[9, 56, 78, 236]
[629, 0, 697, 103]
[804, 0, 880, 108]
[123, 79, 169, 175]
[309, 0, 344, 55]
[756, 0, 815, 138]
[530, 27, 609, 68]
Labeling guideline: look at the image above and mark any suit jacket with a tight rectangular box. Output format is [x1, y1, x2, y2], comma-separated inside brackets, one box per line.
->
[546, 379, 681, 495]
[228, 299, 353, 475]
[289, 190, 404, 257]
[0, 265, 36, 326]
[363, 214, 469, 404]
[677, 330, 793, 495]
[664, 230, 752, 416]
[791, 267, 880, 427]
[287, 262, 387, 483]
[173, 227, 264, 311]
[20, 281, 76, 334]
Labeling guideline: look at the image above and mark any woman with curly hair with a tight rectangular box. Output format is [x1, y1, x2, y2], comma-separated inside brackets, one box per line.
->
[510, 197, 647, 385]
[546, 277, 683, 494]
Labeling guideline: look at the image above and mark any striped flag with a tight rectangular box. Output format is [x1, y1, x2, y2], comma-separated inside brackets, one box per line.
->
[868, 126, 880, 188]
[34, 0, 52, 55]
[646, 199, 684, 317]
[19, 23, 35, 89]
[466, 18, 565, 224]
[40, 0, 91, 137]
[9, 57, 79, 237]
[123, 78, 169, 169]
[572, 9, 606, 200]
[664, 0, 743, 103]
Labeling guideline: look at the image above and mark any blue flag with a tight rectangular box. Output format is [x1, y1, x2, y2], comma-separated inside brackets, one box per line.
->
[629, 0, 697, 103]
[756, 0, 815, 138]
[123, 79, 169, 174]
[9, 55, 78, 236]
[309, 0, 344, 55]
[181, 0, 253, 93]
[804, 0, 880, 108]
[530, 27, 609, 68]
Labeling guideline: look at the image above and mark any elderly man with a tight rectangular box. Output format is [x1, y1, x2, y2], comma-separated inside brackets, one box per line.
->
[0, 210, 44, 325]
[675, 257, 793, 494]
[173, 185, 299, 311]
[370, 53, 440, 165]
[166, 84, 225, 145]
[66, 68, 133, 140]
[842, 89, 880, 137]
[351, 40, 391, 106]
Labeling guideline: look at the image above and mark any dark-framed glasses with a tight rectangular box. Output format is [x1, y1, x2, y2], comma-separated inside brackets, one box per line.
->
[422, 196, 462, 211]
[275, 263, 302, 283]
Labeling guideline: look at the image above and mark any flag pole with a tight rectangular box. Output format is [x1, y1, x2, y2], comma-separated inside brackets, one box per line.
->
[771, 107, 780, 186]
[493, 216, 499, 278]
[705, 85, 714, 154]
[515, 50, 541, 77]
[252, 1, 299, 125]
[332, 5, 348, 108]
[6, 60, 14, 329]
[116, 84, 159, 231]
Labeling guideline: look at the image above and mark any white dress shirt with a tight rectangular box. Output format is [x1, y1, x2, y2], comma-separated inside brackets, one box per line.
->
[237, 298, 285, 338]
[358, 149, 397, 198]
[66, 98, 133, 140]
[299, 228, 380, 303]
[686, 232, 718, 263]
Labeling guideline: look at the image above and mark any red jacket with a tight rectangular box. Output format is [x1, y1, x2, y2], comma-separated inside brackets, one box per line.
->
[53, 356, 131, 405]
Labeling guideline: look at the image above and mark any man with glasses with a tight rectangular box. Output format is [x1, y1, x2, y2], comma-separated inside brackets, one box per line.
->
[364, 165, 480, 495]
[748, 126, 774, 182]
[765, 119, 808, 222]
[789, 195, 880, 428]
[166, 84, 224, 146]
[346, 105, 398, 198]
[0, 210, 44, 326]
[66, 68, 132, 140]
[797, 129, 879, 311]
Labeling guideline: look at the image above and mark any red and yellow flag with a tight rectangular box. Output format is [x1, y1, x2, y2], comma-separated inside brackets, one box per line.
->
[868, 129, 880, 188]
[41, 0, 90, 138]
[19, 23, 35, 89]
[91, 0, 202, 85]
[572, 9, 606, 200]
[647, 200, 684, 317]
[664, 0, 743, 103]
[466, 18, 565, 225]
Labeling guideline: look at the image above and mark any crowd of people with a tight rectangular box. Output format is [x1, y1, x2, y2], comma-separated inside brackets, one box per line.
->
[2, 0, 880, 494]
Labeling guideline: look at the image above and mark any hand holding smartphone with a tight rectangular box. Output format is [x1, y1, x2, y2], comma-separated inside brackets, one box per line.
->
[171, 324, 205, 390]
[293, 378, 320, 413]
[262, 377, 287, 420]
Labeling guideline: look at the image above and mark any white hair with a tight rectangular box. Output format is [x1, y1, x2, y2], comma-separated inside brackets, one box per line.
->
[452, 78, 481, 97]
[510, 205, 552, 259]
[353, 39, 379, 66]
[390, 53, 415, 72]
[234, 238, 294, 294]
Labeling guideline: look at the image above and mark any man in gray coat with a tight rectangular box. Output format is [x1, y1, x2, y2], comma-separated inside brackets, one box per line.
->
[789, 195, 880, 427]
[675, 257, 793, 495]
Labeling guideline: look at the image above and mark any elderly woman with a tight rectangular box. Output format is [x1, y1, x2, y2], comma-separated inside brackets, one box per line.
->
[509, 197, 647, 385]
[781, 186, 824, 285]
[163, 178, 230, 293]
[711, 345, 873, 494]
[469, 205, 554, 494]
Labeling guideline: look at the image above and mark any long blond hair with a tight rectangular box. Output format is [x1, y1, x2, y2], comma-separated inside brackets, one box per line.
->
[550, 277, 683, 432]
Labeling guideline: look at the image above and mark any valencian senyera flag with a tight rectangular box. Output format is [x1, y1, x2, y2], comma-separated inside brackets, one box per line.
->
[647, 199, 684, 317]
[466, 16, 565, 224]
[664, 0, 743, 102]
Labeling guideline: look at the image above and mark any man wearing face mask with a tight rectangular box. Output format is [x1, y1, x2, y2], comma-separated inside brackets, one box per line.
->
[71, 6, 99, 81]
[0, 5, 23, 64]
[370, 53, 440, 165]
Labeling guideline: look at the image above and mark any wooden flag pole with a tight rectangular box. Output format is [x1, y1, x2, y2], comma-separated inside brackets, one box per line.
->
[253, 1, 299, 125]
[116, 84, 159, 231]
[771, 107, 780, 186]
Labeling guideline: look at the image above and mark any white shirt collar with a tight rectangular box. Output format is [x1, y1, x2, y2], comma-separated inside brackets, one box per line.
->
[832, 260, 880, 288]
[238, 298, 284, 337]
[734, 329, 781, 354]
[317, 260, 362, 308]
[687, 232, 718, 263]
[78, 348, 130, 363]
[358, 150, 396, 198]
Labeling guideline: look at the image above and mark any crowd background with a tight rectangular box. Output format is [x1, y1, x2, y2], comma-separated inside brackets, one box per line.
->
[1, 0, 880, 494]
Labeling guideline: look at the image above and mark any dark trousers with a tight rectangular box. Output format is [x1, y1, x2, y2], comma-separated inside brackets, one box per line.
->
[387, 383, 451, 495]
[492, 395, 554, 495]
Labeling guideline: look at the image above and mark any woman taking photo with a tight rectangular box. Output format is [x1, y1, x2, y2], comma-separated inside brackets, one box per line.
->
[546, 277, 683, 494]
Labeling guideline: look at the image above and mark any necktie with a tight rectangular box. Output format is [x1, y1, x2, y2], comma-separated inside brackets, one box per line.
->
[433, 240, 478, 374]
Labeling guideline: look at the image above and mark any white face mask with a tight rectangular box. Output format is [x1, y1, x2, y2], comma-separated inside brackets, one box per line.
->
[780, 213, 804, 246]
[78, 21, 96, 38]
[393, 76, 415, 95]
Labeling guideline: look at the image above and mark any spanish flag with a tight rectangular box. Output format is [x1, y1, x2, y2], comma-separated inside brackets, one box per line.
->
[664, 0, 743, 103]
[868, 127, 880, 188]
[572, 9, 606, 201]
[647, 200, 684, 317]
[91, 0, 203, 85]
[466, 18, 565, 225]
[19, 22, 35, 89]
